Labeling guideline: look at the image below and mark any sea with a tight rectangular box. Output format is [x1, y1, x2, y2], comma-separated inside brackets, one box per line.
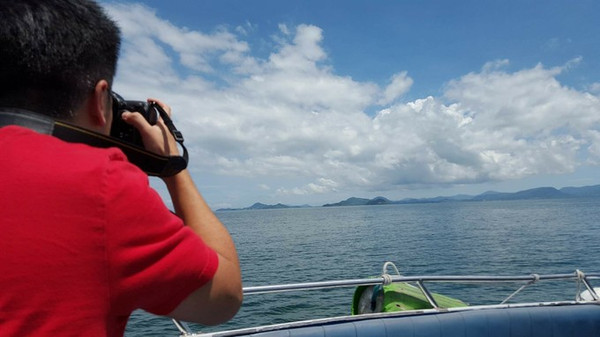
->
[125, 197, 600, 336]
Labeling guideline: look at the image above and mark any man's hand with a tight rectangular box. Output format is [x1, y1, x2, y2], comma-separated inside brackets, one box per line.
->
[120, 98, 179, 157]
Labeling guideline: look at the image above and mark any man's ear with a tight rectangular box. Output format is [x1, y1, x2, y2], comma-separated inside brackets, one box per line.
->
[88, 79, 111, 128]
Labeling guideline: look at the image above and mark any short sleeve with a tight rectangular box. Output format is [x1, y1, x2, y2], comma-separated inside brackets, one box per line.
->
[102, 155, 219, 315]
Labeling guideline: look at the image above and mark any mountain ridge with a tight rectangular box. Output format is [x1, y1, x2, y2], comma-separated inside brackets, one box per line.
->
[216, 184, 600, 211]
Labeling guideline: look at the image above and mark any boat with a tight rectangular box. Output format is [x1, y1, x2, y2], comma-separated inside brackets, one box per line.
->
[169, 263, 600, 337]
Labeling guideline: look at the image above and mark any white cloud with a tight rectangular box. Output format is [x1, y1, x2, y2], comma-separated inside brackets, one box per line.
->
[278, 24, 291, 36]
[104, 3, 600, 202]
[589, 82, 600, 95]
[378, 71, 413, 105]
[441, 60, 599, 178]
[105, 3, 249, 79]
[587, 130, 600, 165]
[277, 178, 339, 195]
[235, 21, 256, 36]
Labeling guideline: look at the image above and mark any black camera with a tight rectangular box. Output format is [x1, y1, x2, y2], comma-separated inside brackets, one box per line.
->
[108, 91, 188, 176]
[110, 92, 158, 147]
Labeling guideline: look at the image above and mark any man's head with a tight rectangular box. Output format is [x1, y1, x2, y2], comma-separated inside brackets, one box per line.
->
[0, 0, 121, 125]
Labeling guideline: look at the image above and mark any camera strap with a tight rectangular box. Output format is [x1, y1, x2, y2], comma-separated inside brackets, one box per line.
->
[0, 109, 188, 177]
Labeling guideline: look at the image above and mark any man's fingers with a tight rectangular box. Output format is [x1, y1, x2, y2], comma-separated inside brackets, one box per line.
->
[148, 98, 172, 117]
[120, 110, 178, 156]
[121, 111, 150, 129]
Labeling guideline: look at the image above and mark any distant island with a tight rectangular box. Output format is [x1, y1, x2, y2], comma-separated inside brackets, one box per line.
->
[217, 202, 309, 212]
[216, 184, 600, 211]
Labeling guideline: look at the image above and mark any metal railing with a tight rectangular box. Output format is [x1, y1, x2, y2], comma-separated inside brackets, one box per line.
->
[173, 269, 600, 336]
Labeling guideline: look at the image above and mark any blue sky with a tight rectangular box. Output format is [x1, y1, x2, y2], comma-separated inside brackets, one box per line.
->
[100, 1, 600, 209]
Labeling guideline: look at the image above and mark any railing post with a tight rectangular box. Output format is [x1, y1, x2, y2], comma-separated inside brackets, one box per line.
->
[173, 319, 194, 336]
[577, 270, 600, 301]
[416, 280, 439, 309]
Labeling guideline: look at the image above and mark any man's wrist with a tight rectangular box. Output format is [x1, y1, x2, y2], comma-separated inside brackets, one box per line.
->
[162, 169, 190, 185]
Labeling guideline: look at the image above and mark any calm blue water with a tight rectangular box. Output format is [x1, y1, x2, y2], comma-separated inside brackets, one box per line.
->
[125, 198, 600, 336]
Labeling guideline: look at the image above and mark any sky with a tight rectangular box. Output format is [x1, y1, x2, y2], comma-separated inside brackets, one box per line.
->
[100, 0, 600, 209]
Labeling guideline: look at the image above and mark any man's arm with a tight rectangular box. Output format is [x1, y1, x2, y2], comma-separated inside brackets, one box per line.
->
[122, 101, 242, 324]
[163, 170, 242, 324]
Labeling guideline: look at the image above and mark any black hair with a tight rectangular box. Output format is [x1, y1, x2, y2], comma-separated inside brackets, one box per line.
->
[0, 0, 121, 119]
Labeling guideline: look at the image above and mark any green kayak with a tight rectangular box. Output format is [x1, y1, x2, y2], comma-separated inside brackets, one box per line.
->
[352, 282, 468, 314]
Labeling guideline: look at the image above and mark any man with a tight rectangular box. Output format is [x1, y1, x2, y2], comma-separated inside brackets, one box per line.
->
[0, 0, 242, 336]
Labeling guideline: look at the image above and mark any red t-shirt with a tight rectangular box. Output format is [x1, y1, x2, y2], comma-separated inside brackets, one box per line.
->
[0, 126, 219, 336]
